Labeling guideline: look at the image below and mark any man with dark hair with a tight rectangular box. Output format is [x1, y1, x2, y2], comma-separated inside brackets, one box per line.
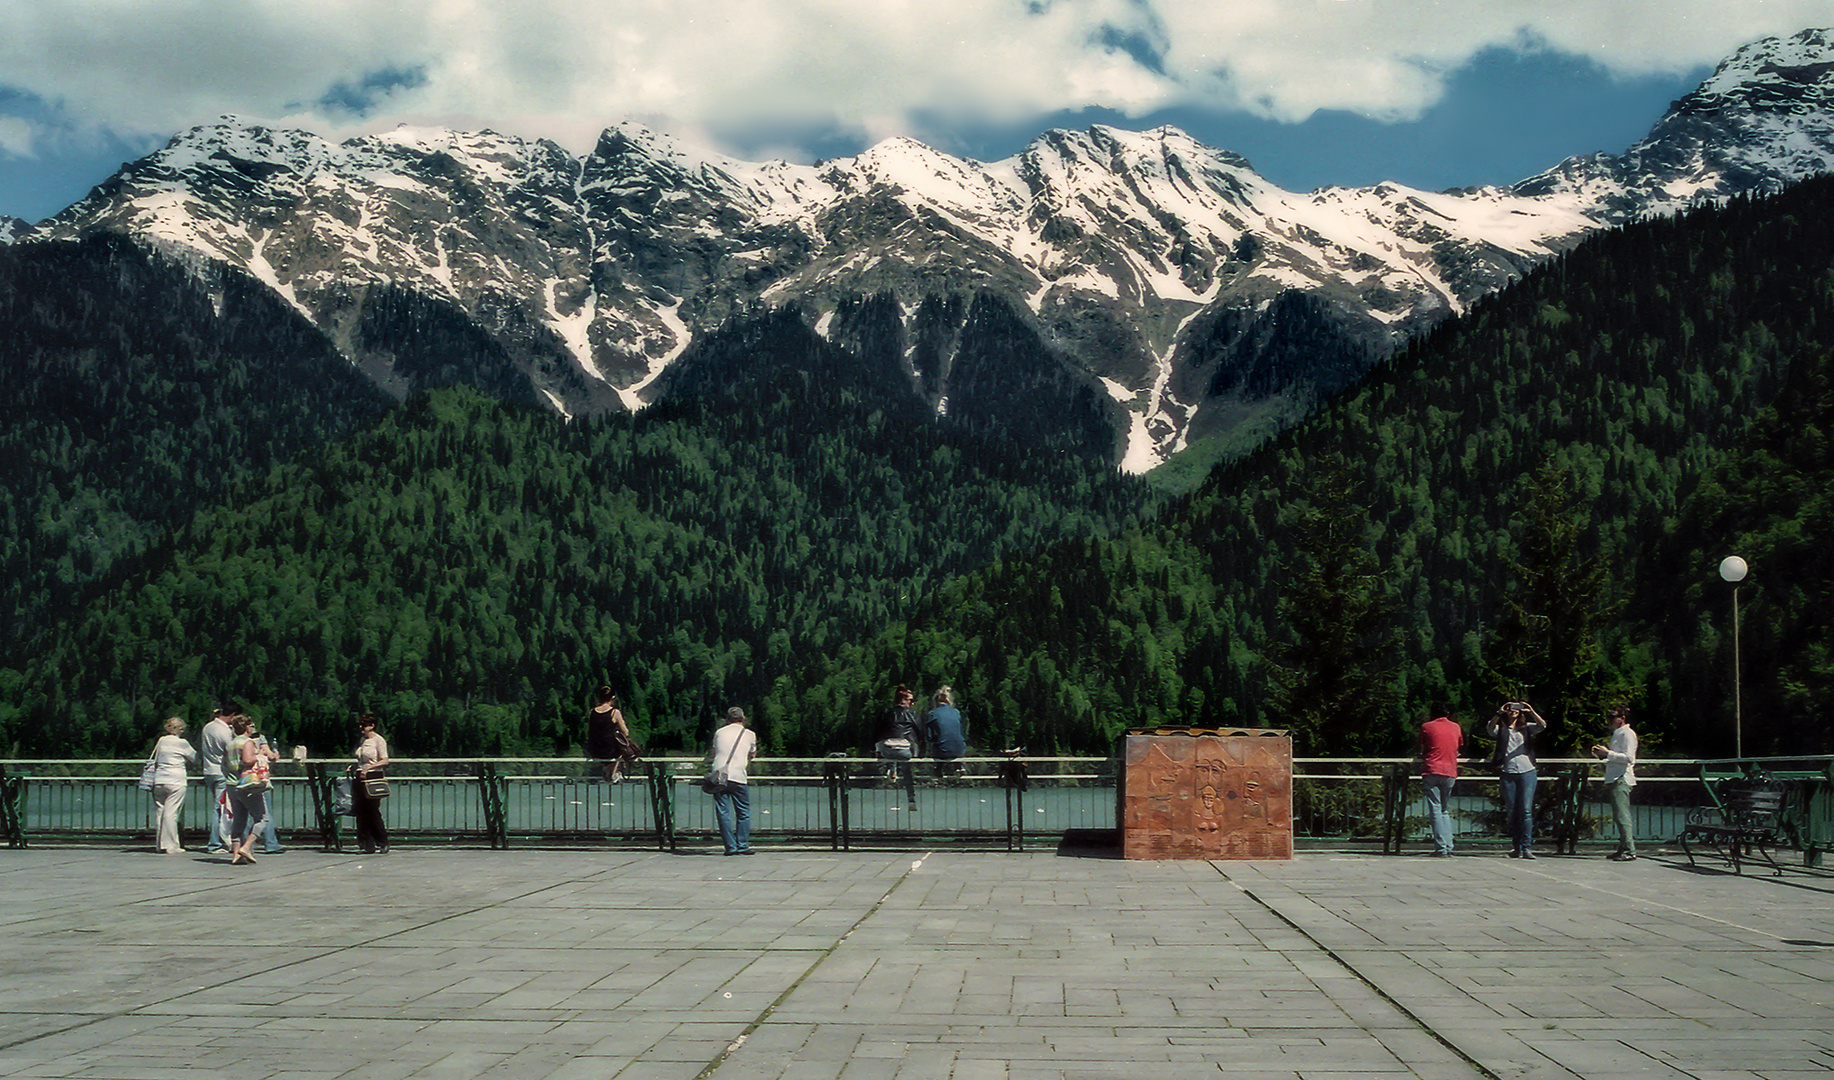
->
[1419, 703, 1464, 857]
[877, 685, 924, 812]
[1592, 706, 1639, 861]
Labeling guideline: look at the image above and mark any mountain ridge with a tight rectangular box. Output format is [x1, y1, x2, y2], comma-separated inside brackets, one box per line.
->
[13, 28, 1834, 470]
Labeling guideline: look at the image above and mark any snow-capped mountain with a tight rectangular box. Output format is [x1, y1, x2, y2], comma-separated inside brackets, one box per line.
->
[1513, 27, 1834, 218]
[23, 29, 1834, 470]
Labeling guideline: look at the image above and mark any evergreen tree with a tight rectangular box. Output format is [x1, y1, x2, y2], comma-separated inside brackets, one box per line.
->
[1484, 458, 1620, 749]
[1265, 450, 1402, 754]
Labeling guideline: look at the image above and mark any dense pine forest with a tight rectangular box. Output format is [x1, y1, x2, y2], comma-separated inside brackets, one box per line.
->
[2, 176, 1831, 761]
[0, 286, 1152, 757]
[810, 177, 1834, 760]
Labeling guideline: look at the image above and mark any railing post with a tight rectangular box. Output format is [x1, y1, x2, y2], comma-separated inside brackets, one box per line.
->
[823, 759, 850, 851]
[305, 762, 342, 852]
[1552, 766, 1586, 856]
[998, 757, 1029, 852]
[1803, 761, 1832, 867]
[0, 765, 26, 849]
[1381, 764, 1407, 854]
[647, 762, 674, 851]
[476, 762, 509, 849]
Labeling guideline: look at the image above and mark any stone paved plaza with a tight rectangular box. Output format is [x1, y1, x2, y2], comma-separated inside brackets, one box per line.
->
[1, 842, 1831, 1079]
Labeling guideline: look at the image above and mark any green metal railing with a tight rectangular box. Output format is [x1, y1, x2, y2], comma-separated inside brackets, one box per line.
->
[1691, 756, 1834, 866]
[4, 756, 1817, 862]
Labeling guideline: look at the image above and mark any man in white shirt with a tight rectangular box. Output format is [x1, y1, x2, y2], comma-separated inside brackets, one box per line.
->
[710, 707, 759, 856]
[198, 706, 235, 853]
[1591, 706, 1639, 861]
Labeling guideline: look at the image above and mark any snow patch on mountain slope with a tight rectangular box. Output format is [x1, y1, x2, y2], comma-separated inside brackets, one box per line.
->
[616, 297, 691, 410]
[31, 29, 1834, 470]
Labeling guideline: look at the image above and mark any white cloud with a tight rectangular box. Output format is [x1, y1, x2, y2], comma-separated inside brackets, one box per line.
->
[0, 116, 39, 158]
[0, 0, 1827, 157]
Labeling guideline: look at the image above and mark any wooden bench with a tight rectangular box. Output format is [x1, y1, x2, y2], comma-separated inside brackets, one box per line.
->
[1681, 780, 1787, 875]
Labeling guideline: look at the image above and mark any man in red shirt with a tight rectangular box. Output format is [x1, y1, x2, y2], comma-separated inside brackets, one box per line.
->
[1419, 703, 1464, 857]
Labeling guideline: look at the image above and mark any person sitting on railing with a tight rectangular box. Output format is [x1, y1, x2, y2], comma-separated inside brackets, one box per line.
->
[587, 686, 642, 784]
[925, 686, 967, 781]
[876, 684, 925, 812]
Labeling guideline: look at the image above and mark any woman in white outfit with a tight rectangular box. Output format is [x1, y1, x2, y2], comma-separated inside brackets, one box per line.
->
[149, 716, 197, 854]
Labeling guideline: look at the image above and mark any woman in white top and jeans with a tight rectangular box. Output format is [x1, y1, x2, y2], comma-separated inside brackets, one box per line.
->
[1487, 701, 1546, 859]
[148, 716, 197, 854]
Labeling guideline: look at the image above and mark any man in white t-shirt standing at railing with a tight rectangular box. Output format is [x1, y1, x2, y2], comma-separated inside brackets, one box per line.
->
[1592, 705, 1639, 862]
[711, 707, 758, 857]
[198, 706, 235, 854]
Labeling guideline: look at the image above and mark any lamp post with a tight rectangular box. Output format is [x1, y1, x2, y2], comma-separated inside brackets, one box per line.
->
[1718, 556, 1748, 758]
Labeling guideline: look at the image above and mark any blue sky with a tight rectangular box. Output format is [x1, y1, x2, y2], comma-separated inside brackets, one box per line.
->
[0, 2, 1819, 223]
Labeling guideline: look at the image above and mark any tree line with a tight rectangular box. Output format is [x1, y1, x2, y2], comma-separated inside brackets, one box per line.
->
[4, 176, 1833, 762]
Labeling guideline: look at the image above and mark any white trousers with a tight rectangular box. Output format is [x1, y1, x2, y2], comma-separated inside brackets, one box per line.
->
[151, 782, 187, 852]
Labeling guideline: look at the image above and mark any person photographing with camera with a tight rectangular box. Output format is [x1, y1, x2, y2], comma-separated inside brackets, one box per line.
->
[1487, 700, 1547, 858]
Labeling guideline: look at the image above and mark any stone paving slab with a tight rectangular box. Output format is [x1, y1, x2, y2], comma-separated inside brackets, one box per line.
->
[1, 845, 1831, 1078]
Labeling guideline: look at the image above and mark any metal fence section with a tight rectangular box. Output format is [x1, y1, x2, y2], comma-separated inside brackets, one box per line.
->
[1375, 758, 1745, 855]
[4, 755, 1821, 859]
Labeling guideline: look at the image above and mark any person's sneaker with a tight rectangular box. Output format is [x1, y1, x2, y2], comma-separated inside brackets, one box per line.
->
[1521, 851, 1537, 860]
[1608, 851, 1638, 861]
[1508, 850, 1521, 858]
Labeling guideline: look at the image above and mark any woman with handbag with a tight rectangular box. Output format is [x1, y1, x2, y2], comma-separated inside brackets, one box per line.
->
[225, 713, 277, 865]
[350, 713, 391, 854]
[587, 686, 642, 783]
[147, 716, 197, 854]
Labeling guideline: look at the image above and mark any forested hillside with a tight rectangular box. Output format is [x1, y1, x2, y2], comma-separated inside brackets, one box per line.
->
[5, 177, 1831, 762]
[0, 236, 395, 646]
[781, 176, 1834, 759]
[0, 336, 1150, 757]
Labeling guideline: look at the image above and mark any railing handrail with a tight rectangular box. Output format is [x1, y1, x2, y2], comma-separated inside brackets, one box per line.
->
[8, 756, 1823, 859]
[0, 755, 1765, 767]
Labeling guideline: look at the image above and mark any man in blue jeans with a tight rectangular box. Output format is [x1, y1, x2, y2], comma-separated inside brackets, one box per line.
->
[710, 707, 758, 856]
[1419, 703, 1465, 857]
[198, 706, 235, 853]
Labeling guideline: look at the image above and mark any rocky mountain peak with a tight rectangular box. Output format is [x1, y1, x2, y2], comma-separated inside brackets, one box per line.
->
[1692, 26, 1834, 108]
[20, 29, 1834, 471]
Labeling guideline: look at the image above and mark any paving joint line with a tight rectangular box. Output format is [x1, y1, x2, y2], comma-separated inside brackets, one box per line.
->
[692, 852, 933, 1080]
[0, 851, 653, 1054]
[1212, 863, 1547, 1080]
